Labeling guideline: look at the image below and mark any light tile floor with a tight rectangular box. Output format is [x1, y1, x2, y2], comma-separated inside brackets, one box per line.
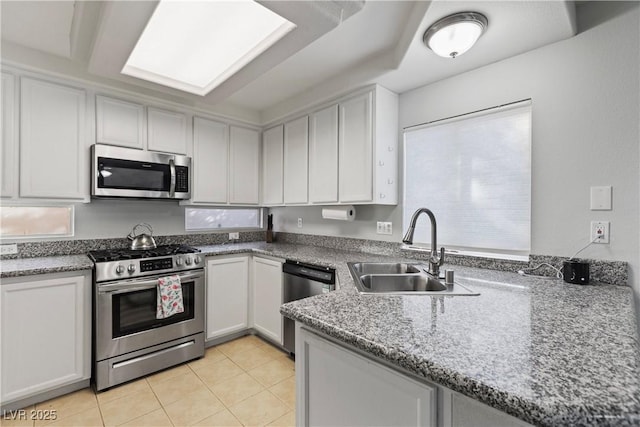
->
[1, 335, 295, 427]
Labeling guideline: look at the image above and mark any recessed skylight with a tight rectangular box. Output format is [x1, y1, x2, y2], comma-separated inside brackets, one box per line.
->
[122, 0, 296, 96]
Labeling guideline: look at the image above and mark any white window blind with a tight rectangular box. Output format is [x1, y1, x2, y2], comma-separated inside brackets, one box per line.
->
[403, 100, 531, 258]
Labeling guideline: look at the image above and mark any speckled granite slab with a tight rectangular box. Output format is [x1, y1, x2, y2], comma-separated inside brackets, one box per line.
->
[1, 240, 638, 426]
[281, 262, 640, 427]
[0, 254, 93, 278]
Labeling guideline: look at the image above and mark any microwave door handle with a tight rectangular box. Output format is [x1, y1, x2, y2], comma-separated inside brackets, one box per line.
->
[169, 158, 176, 197]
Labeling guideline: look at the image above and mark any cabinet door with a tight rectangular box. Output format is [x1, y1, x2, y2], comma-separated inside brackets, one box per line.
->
[262, 125, 284, 205]
[1, 273, 90, 404]
[309, 105, 339, 203]
[20, 78, 87, 200]
[1, 73, 17, 198]
[229, 126, 260, 205]
[339, 92, 373, 203]
[446, 390, 533, 427]
[193, 117, 229, 204]
[206, 256, 249, 340]
[297, 326, 435, 427]
[252, 257, 283, 345]
[147, 107, 187, 154]
[283, 116, 309, 204]
[96, 96, 145, 149]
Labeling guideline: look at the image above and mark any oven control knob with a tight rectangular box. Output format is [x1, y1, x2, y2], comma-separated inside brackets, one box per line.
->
[194, 255, 201, 265]
[176, 257, 183, 266]
[127, 264, 136, 273]
[185, 256, 193, 266]
[115, 265, 125, 275]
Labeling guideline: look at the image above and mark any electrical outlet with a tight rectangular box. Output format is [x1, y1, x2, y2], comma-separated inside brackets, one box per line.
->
[228, 232, 239, 240]
[376, 221, 393, 235]
[0, 244, 17, 255]
[590, 221, 610, 244]
[297, 218, 303, 228]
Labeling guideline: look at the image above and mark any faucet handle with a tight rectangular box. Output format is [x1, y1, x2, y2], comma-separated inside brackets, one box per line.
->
[431, 247, 445, 265]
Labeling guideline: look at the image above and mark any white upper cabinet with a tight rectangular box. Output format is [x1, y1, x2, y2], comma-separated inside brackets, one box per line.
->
[309, 105, 339, 204]
[229, 126, 260, 205]
[1, 73, 17, 198]
[262, 125, 284, 206]
[339, 92, 373, 203]
[20, 77, 87, 200]
[283, 116, 309, 204]
[96, 96, 145, 149]
[338, 86, 398, 205]
[267, 85, 398, 207]
[147, 107, 187, 155]
[192, 117, 228, 204]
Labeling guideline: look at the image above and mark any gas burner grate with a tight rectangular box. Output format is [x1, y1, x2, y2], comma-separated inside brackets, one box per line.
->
[89, 244, 200, 263]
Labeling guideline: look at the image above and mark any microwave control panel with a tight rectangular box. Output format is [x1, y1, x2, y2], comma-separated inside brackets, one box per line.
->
[175, 166, 189, 192]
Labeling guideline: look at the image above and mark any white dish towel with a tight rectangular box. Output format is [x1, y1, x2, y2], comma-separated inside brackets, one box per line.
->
[156, 275, 184, 319]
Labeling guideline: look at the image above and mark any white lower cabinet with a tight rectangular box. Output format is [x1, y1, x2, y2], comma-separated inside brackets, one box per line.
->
[251, 257, 283, 345]
[206, 256, 249, 340]
[296, 325, 534, 427]
[296, 326, 436, 427]
[443, 390, 533, 427]
[0, 272, 91, 406]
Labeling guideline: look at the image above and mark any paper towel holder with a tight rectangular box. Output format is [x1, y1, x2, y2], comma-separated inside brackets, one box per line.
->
[321, 205, 356, 221]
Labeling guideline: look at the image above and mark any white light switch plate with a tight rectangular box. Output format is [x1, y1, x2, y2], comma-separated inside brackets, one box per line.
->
[590, 186, 612, 210]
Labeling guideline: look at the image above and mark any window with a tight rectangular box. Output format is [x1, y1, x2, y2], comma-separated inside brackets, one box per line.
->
[0, 206, 74, 238]
[185, 207, 262, 231]
[403, 100, 531, 260]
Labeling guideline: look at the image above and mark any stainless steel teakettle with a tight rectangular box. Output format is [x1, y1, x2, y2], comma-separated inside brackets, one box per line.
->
[127, 223, 157, 250]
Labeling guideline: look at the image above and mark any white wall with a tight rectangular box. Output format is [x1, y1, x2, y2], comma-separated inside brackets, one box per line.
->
[273, 2, 640, 279]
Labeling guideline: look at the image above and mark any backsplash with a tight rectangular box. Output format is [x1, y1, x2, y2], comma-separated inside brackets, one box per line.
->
[1, 231, 628, 286]
[275, 232, 629, 286]
[0, 231, 266, 260]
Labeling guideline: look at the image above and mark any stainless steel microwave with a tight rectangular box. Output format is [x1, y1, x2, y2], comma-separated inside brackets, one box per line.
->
[91, 144, 191, 200]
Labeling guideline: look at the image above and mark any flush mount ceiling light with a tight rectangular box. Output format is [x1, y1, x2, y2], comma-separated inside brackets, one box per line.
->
[122, 0, 296, 96]
[423, 12, 488, 59]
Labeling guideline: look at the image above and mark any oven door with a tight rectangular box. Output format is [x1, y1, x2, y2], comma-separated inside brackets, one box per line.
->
[96, 270, 204, 361]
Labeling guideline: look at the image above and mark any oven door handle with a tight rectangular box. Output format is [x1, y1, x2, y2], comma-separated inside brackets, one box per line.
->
[98, 272, 204, 294]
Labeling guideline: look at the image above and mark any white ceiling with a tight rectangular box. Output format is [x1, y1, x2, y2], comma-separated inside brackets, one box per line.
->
[0, 0, 577, 122]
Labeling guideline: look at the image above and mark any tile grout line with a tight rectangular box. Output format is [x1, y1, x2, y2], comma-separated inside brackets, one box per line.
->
[143, 378, 176, 427]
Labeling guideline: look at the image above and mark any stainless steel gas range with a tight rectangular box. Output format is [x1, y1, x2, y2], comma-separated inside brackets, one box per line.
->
[88, 244, 205, 391]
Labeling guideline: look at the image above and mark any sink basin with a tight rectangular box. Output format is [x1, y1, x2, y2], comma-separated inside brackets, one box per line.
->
[347, 262, 479, 296]
[350, 262, 422, 275]
[359, 274, 447, 293]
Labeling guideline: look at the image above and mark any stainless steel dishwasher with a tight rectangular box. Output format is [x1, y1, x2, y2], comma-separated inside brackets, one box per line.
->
[282, 260, 336, 354]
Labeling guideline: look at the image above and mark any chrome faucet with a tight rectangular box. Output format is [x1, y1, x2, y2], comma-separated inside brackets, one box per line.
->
[402, 208, 445, 277]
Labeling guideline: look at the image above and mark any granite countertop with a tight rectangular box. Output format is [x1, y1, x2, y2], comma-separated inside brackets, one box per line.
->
[2, 242, 639, 426]
[0, 254, 94, 278]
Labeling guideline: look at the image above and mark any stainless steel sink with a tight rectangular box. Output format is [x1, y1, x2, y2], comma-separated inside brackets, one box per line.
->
[359, 274, 447, 293]
[350, 262, 422, 275]
[347, 262, 479, 296]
